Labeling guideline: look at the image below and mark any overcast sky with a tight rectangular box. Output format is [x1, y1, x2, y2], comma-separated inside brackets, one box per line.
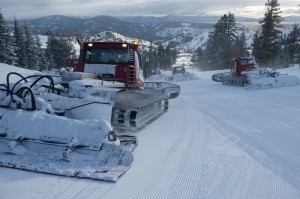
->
[1, 0, 300, 20]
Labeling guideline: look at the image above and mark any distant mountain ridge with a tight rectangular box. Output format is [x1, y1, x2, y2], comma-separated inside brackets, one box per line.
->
[7, 15, 299, 52]
[7, 15, 215, 42]
[116, 15, 260, 24]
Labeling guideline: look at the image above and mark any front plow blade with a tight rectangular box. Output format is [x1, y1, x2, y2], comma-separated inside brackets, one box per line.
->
[0, 139, 133, 182]
[0, 110, 133, 182]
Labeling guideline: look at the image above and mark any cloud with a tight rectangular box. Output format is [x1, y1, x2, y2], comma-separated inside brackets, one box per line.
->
[1, 0, 299, 19]
[282, 8, 300, 16]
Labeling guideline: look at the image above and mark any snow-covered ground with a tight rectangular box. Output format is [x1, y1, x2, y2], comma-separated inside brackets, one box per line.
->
[1, 56, 300, 198]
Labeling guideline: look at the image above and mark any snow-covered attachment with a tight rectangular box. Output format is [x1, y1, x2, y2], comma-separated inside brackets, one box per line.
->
[48, 70, 180, 132]
[144, 82, 180, 99]
[221, 68, 300, 89]
[111, 81, 180, 132]
[170, 64, 194, 81]
[212, 72, 231, 82]
[145, 68, 197, 83]
[0, 110, 133, 182]
[212, 57, 300, 89]
[112, 89, 169, 132]
[243, 69, 300, 89]
[0, 72, 135, 182]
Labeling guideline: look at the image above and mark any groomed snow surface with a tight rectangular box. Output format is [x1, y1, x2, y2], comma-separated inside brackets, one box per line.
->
[1, 58, 300, 198]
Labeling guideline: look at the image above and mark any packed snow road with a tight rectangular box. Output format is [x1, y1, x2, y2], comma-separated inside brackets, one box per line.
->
[1, 64, 300, 198]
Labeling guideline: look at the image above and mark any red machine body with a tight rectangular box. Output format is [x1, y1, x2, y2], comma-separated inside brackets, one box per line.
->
[212, 57, 257, 84]
[62, 41, 180, 132]
[231, 57, 256, 76]
[73, 41, 144, 88]
[172, 65, 186, 76]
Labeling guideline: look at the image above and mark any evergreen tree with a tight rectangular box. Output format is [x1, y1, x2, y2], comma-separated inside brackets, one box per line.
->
[156, 44, 177, 71]
[191, 47, 204, 68]
[0, 10, 16, 65]
[24, 24, 39, 70]
[204, 12, 242, 70]
[157, 44, 165, 69]
[168, 45, 177, 67]
[234, 32, 248, 57]
[252, 31, 262, 62]
[253, 0, 283, 67]
[14, 17, 28, 68]
[145, 42, 158, 77]
[45, 31, 76, 69]
[34, 35, 49, 71]
[285, 24, 300, 65]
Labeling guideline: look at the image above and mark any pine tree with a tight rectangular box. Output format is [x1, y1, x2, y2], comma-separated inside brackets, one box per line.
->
[205, 29, 219, 68]
[253, 0, 283, 67]
[146, 42, 158, 77]
[167, 45, 175, 68]
[252, 31, 262, 62]
[156, 44, 164, 69]
[191, 47, 204, 68]
[285, 24, 300, 65]
[14, 17, 28, 68]
[34, 35, 49, 71]
[204, 12, 240, 70]
[168, 45, 177, 67]
[45, 31, 76, 69]
[24, 24, 39, 70]
[0, 10, 16, 65]
[154, 44, 177, 71]
[234, 32, 248, 57]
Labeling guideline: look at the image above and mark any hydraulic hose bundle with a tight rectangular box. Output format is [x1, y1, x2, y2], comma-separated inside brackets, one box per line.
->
[0, 72, 55, 111]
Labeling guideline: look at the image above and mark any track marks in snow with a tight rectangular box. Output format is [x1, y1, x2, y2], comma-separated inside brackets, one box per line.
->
[193, 129, 300, 199]
[70, 181, 113, 199]
[166, 104, 209, 199]
[99, 97, 209, 199]
[186, 79, 300, 191]
[101, 90, 300, 199]
[0, 167, 115, 199]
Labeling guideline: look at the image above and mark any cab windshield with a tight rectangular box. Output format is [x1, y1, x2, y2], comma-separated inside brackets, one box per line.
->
[238, 59, 254, 66]
[85, 48, 129, 64]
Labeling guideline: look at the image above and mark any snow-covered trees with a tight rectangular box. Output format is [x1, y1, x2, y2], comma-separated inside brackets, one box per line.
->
[281, 24, 300, 66]
[143, 43, 177, 78]
[45, 31, 76, 69]
[0, 10, 76, 71]
[13, 17, 51, 70]
[252, 0, 283, 67]
[14, 17, 28, 68]
[191, 47, 204, 67]
[0, 10, 16, 65]
[286, 25, 300, 65]
[24, 24, 40, 70]
[34, 35, 49, 71]
[161, 45, 177, 70]
[151, 44, 176, 73]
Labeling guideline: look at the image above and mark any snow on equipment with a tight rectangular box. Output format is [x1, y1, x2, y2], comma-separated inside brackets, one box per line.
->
[170, 64, 194, 81]
[59, 41, 180, 132]
[212, 57, 300, 89]
[172, 64, 187, 77]
[0, 73, 134, 182]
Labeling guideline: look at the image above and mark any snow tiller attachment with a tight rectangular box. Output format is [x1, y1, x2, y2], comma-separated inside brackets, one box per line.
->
[0, 72, 135, 182]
